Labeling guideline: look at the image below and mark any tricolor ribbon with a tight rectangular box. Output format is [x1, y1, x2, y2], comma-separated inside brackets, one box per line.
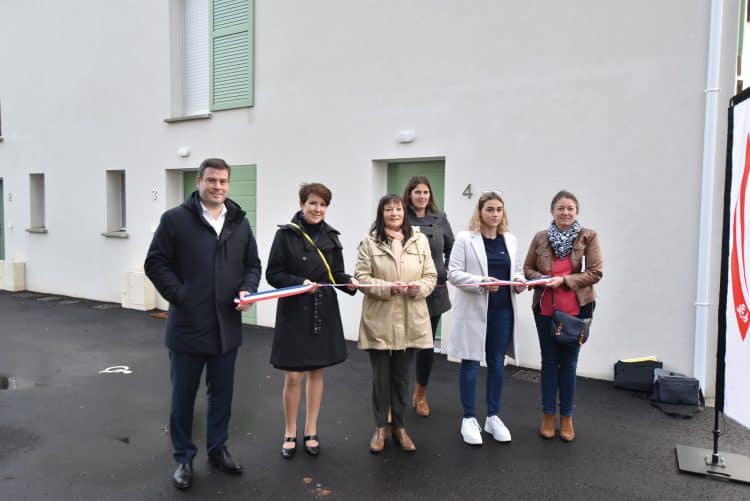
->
[233, 277, 551, 305]
[729, 135, 750, 340]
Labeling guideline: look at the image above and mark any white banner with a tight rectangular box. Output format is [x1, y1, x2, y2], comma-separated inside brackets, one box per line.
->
[724, 95, 750, 429]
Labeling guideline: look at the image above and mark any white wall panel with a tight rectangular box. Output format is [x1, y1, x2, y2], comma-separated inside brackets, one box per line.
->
[0, 0, 741, 388]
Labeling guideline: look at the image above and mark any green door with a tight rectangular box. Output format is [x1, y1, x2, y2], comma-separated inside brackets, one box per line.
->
[386, 160, 446, 341]
[0, 179, 4, 260]
[182, 165, 257, 324]
[183, 171, 198, 201]
[387, 160, 446, 210]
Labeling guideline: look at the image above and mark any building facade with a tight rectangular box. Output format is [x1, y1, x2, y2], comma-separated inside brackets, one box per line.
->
[0, 1, 742, 391]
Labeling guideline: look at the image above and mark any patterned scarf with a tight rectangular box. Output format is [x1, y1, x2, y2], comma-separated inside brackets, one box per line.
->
[385, 227, 405, 276]
[547, 220, 581, 258]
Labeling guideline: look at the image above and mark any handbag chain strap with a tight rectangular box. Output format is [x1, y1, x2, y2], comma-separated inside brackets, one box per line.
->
[289, 223, 336, 284]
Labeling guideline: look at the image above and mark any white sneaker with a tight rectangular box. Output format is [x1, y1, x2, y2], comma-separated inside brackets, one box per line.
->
[461, 417, 483, 445]
[484, 415, 512, 443]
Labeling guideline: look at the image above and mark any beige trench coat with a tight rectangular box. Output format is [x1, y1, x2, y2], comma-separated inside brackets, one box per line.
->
[355, 229, 437, 350]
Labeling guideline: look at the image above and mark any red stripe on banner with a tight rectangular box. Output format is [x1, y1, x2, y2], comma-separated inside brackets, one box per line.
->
[730, 135, 750, 340]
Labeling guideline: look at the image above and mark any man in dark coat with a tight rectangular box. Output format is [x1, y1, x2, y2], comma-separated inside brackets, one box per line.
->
[145, 158, 261, 490]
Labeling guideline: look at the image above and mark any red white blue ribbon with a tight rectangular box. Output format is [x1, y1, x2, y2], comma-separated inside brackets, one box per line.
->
[233, 277, 551, 305]
[234, 283, 316, 305]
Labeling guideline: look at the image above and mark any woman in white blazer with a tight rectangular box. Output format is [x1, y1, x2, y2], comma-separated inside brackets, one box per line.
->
[447, 192, 525, 445]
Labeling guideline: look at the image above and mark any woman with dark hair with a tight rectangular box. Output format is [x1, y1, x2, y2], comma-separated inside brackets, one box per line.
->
[355, 194, 437, 453]
[447, 192, 525, 445]
[402, 176, 454, 417]
[523, 190, 603, 442]
[267, 183, 359, 459]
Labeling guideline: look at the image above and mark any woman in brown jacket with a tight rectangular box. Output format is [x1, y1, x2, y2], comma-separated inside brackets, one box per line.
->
[355, 194, 437, 453]
[523, 190, 603, 442]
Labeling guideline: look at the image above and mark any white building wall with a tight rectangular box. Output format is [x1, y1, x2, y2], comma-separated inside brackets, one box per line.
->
[0, 0, 740, 388]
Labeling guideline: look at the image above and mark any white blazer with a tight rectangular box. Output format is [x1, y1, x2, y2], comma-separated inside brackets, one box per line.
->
[446, 230, 523, 363]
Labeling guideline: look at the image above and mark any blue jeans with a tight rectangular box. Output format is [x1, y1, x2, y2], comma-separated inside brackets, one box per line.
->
[534, 302, 593, 416]
[459, 307, 513, 418]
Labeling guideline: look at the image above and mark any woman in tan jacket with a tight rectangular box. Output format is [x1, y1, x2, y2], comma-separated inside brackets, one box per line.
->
[523, 190, 603, 442]
[355, 194, 437, 453]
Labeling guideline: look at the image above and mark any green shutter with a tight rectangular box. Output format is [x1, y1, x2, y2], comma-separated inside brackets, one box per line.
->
[230, 165, 257, 325]
[210, 0, 254, 111]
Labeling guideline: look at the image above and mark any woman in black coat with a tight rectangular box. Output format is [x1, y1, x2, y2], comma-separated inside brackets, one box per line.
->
[403, 176, 455, 417]
[267, 183, 358, 459]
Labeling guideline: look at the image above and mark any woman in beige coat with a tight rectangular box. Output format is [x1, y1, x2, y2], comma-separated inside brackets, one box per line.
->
[355, 194, 437, 454]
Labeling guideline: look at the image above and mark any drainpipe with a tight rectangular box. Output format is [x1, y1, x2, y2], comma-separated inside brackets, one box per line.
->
[694, 0, 724, 392]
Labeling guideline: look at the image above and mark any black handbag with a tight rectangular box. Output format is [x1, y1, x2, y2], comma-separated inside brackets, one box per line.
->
[552, 310, 591, 345]
[550, 288, 591, 345]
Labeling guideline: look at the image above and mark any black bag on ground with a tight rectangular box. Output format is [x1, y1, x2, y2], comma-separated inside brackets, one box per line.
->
[650, 369, 704, 418]
[613, 360, 663, 392]
[651, 369, 703, 405]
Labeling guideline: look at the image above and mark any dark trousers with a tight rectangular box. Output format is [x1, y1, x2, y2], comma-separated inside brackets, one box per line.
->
[369, 349, 415, 428]
[415, 315, 441, 386]
[533, 302, 594, 417]
[169, 348, 238, 464]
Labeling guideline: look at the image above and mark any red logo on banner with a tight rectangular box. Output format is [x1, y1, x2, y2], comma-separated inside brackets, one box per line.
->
[730, 135, 750, 340]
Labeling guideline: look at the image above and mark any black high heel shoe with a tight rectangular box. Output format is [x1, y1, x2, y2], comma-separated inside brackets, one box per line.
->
[304, 435, 320, 457]
[281, 437, 297, 459]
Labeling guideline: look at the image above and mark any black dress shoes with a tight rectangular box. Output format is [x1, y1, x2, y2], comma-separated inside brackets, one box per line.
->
[208, 445, 243, 475]
[172, 462, 193, 490]
[304, 435, 320, 457]
[281, 436, 297, 459]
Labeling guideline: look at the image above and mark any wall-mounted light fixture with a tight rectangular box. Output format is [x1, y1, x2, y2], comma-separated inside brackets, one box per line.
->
[177, 146, 190, 157]
[397, 130, 416, 143]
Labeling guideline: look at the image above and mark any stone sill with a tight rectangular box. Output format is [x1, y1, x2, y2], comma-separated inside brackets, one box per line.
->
[163, 113, 212, 124]
[25, 227, 48, 234]
[102, 231, 130, 239]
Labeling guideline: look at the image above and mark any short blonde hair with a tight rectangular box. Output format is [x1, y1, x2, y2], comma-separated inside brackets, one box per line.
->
[468, 192, 508, 235]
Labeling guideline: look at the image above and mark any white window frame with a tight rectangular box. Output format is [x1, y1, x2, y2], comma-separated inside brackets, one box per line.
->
[27, 173, 46, 233]
[103, 170, 128, 237]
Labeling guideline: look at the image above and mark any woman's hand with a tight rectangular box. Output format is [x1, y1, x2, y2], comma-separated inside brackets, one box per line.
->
[480, 277, 500, 293]
[390, 281, 407, 295]
[406, 281, 421, 298]
[303, 279, 320, 293]
[546, 276, 565, 289]
[347, 277, 360, 291]
[513, 279, 527, 293]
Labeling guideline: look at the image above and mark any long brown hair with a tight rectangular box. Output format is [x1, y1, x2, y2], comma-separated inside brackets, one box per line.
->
[403, 176, 438, 214]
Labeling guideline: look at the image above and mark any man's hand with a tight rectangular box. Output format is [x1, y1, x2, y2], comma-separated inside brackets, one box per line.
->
[235, 291, 251, 311]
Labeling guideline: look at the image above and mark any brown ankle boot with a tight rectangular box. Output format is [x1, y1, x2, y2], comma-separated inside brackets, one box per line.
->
[559, 416, 575, 442]
[540, 413, 556, 439]
[412, 383, 431, 417]
[369, 427, 387, 453]
[392, 427, 416, 452]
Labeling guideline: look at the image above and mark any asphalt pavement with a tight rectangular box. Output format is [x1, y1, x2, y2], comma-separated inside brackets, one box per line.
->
[1, 290, 749, 500]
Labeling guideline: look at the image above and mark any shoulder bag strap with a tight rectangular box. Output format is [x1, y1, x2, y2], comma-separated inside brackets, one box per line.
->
[289, 223, 336, 284]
